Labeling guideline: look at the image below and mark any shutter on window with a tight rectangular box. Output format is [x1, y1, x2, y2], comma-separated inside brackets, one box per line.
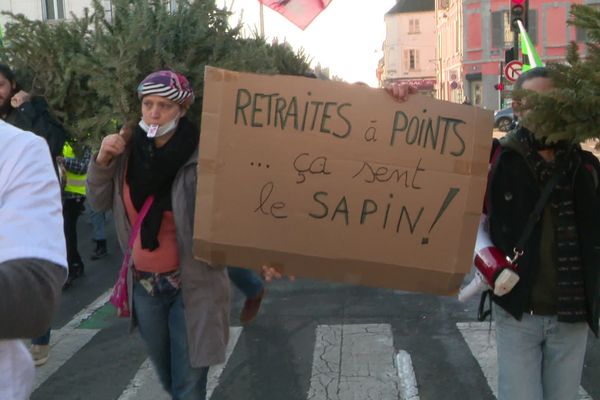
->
[576, 25, 586, 41]
[577, 3, 600, 41]
[528, 9, 538, 45]
[492, 11, 503, 49]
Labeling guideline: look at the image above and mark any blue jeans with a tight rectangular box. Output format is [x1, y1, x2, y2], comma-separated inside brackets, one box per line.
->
[32, 329, 51, 346]
[495, 305, 588, 400]
[133, 281, 209, 400]
[89, 208, 106, 241]
[227, 267, 263, 298]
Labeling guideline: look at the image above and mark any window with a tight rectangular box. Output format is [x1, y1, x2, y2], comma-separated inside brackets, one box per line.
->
[404, 49, 421, 71]
[409, 19, 420, 34]
[167, 0, 178, 12]
[576, 3, 600, 41]
[43, 0, 65, 20]
[103, 0, 113, 22]
[472, 82, 482, 106]
[502, 12, 512, 47]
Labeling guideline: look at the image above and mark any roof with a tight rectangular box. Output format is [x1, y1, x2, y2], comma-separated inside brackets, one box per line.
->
[385, 0, 435, 15]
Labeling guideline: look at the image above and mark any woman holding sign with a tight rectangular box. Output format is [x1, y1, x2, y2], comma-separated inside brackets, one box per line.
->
[86, 70, 282, 399]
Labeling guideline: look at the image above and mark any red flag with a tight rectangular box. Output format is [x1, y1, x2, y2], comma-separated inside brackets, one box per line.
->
[259, 0, 332, 30]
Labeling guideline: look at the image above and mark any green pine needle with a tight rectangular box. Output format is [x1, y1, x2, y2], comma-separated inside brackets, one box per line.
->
[0, 0, 311, 149]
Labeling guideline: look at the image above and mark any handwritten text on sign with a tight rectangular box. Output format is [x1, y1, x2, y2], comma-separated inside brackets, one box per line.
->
[235, 87, 466, 245]
[195, 67, 492, 292]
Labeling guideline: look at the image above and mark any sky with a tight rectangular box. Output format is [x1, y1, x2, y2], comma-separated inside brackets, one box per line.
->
[224, 1, 397, 87]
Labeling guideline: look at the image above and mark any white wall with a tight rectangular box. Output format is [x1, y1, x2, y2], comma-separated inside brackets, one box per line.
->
[384, 15, 401, 79]
[384, 10, 436, 81]
[0, 0, 101, 27]
[65, 0, 96, 18]
[0, 0, 44, 27]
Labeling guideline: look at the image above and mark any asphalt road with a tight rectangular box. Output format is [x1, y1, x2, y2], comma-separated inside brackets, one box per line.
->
[30, 205, 600, 400]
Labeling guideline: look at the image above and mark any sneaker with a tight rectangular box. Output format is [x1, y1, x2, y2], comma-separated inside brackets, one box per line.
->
[30, 344, 49, 367]
[240, 289, 265, 325]
[91, 240, 108, 260]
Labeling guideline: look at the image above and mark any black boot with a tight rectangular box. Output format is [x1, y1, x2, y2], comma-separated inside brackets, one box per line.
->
[91, 240, 108, 260]
[63, 262, 84, 290]
[72, 262, 84, 278]
[63, 275, 74, 291]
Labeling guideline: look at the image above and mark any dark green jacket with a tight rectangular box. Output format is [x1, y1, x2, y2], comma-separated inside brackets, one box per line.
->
[488, 129, 600, 335]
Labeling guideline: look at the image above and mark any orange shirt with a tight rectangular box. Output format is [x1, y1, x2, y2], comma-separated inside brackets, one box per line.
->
[123, 180, 179, 273]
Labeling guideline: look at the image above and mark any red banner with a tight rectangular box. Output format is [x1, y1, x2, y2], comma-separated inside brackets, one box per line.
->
[259, 0, 332, 30]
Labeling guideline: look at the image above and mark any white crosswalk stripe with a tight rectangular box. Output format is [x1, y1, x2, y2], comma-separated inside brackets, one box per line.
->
[396, 350, 419, 400]
[207, 327, 243, 399]
[33, 289, 112, 390]
[117, 327, 243, 400]
[33, 328, 99, 391]
[307, 324, 417, 400]
[457, 321, 593, 400]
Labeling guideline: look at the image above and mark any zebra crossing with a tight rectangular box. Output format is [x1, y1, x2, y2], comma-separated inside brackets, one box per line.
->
[30, 288, 598, 400]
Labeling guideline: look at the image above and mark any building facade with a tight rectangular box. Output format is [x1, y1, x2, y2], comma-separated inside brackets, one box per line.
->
[0, 0, 112, 24]
[382, 0, 437, 94]
[436, 0, 598, 110]
[0, 0, 178, 25]
[435, 0, 464, 103]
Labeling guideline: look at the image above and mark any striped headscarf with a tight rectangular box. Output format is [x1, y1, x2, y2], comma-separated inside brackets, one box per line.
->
[137, 70, 194, 106]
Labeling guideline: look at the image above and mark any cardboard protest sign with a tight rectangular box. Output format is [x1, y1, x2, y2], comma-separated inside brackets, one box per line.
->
[194, 67, 493, 295]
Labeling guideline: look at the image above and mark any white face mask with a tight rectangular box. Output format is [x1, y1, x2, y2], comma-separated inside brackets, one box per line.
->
[139, 116, 179, 138]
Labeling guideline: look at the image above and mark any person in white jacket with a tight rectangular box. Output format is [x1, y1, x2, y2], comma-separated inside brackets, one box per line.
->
[0, 120, 67, 399]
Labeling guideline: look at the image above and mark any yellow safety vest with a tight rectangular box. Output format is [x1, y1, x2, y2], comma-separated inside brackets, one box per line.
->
[63, 143, 86, 196]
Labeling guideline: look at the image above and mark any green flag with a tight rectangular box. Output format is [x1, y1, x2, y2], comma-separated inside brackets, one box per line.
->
[518, 20, 544, 72]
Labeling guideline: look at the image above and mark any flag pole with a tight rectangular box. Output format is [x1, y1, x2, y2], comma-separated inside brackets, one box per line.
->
[517, 20, 544, 71]
[259, 2, 265, 38]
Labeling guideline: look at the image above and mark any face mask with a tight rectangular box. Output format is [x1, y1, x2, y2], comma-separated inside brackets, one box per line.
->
[139, 116, 179, 138]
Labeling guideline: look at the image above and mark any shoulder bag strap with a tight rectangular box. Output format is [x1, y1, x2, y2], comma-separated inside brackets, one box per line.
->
[510, 172, 562, 262]
[478, 172, 562, 322]
[124, 195, 155, 262]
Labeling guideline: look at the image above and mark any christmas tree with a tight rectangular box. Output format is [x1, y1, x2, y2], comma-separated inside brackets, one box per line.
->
[516, 4, 600, 146]
[0, 0, 311, 148]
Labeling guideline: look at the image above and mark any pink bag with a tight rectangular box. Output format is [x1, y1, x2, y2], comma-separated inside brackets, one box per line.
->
[110, 195, 154, 317]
